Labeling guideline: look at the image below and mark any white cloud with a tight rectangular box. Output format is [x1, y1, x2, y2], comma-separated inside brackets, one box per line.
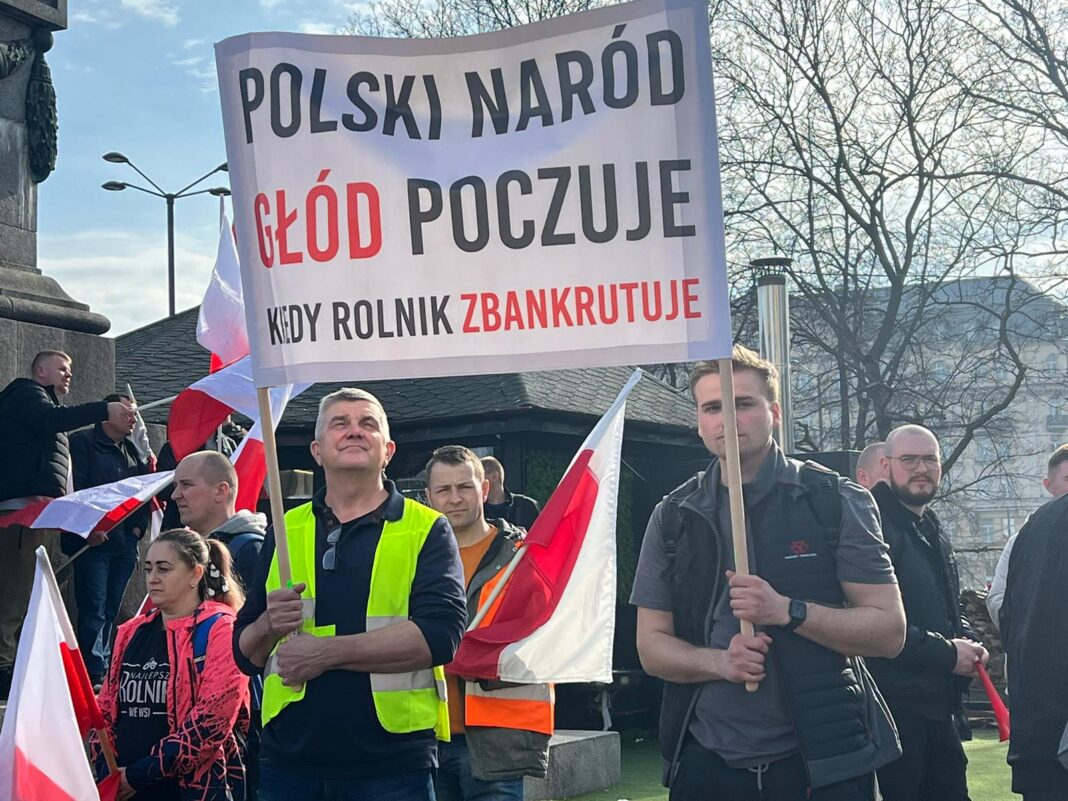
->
[70, 6, 123, 29]
[260, 0, 286, 8]
[298, 21, 336, 34]
[39, 227, 217, 336]
[171, 56, 203, 68]
[182, 38, 205, 49]
[120, 0, 180, 26]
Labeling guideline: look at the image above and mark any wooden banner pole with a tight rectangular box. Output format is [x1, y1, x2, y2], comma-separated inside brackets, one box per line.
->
[97, 726, 120, 776]
[257, 387, 292, 587]
[717, 358, 759, 693]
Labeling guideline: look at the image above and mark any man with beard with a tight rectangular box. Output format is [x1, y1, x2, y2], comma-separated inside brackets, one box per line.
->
[868, 424, 989, 801]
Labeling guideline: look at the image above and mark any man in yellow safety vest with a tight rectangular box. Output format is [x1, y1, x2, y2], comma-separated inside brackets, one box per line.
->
[233, 388, 467, 800]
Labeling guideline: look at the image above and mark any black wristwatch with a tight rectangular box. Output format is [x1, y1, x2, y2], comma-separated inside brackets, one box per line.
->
[785, 599, 807, 631]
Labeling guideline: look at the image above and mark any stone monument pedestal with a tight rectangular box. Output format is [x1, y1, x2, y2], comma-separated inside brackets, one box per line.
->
[0, 1, 114, 398]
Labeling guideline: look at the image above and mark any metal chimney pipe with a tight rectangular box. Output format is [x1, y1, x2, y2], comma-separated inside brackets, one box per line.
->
[752, 257, 794, 454]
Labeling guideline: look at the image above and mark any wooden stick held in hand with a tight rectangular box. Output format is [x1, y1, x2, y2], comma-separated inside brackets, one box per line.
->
[718, 358, 760, 693]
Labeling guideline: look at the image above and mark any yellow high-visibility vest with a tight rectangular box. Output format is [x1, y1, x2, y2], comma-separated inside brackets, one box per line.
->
[260, 498, 449, 740]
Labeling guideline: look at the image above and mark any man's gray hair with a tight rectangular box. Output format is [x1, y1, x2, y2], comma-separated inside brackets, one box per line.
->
[314, 388, 390, 440]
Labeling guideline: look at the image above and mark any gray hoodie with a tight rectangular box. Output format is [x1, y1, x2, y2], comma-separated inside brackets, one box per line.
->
[210, 510, 267, 592]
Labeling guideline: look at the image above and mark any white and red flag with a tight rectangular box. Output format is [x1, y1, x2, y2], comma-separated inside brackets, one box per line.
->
[0, 547, 120, 801]
[230, 382, 305, 513]
[450, 370, 639, 683]
[0, 471, 175, 537]
[167, 356, 258, 459]
[197, 210, 249, 369]
[166, 356, 309, 461]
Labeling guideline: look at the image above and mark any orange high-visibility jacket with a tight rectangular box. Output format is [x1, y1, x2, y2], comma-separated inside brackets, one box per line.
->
[458, 521, 554, 737]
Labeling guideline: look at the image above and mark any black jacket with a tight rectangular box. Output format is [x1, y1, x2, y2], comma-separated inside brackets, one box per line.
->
[1003, 495, 1068, 766]
[657, 453, 900, 789]
[867, 482, 968, 717]
[0, 378, 108, 502]
[484, 490, 540, 531]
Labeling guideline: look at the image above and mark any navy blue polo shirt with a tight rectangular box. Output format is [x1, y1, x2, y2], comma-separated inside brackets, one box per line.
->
[233, 481, 466, 778]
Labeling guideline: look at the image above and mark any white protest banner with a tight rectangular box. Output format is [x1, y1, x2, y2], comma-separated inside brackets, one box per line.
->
[215, 0, 731, 387]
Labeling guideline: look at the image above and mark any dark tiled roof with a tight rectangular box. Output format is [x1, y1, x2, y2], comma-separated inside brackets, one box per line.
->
[115, 307, 697, 434]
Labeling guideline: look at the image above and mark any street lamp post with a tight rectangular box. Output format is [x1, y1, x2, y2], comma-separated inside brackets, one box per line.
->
[101, 152, 230, 317]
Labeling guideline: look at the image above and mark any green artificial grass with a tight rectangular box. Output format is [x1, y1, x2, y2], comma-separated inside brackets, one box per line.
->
[564, 728, 1014, 801]
[964, 728, 1013, 801]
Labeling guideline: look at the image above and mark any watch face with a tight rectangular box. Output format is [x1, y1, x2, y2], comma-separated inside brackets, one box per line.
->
[789, 599, 807, 624]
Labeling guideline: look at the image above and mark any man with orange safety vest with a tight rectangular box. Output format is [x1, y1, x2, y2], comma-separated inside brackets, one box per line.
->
[425, 445, 554, 801]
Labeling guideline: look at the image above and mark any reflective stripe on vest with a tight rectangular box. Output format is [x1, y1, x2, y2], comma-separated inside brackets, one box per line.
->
[465, 681, 555, 734]
[261, 499, 450, 741]
[460, 558, 555, 736]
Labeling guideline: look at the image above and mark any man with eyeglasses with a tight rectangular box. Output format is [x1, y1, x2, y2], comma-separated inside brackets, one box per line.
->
[868, 424, 989, 801]
[232, 388, 467, 801]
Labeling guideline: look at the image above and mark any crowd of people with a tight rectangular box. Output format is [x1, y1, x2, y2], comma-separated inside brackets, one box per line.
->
[0, 345, 1066, 801]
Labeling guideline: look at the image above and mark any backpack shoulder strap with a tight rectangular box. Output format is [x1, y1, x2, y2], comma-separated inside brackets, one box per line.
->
[661, 500, 680, 558]
[227, 531, 264, 562]
[799, 461, 843, 553]
[193, 612, 225, 674]
[659, 473, 704, 573]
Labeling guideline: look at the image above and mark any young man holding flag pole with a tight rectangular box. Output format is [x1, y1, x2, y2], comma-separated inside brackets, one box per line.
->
[632, 347, 906, 801]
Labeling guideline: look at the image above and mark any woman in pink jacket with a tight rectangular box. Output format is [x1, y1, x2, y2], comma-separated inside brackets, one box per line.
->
[93, 528, 250, 801]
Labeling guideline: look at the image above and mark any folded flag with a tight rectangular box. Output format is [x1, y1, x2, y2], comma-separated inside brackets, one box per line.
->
[197, 210, 250, 367]
[450, 369, 639, 683]
[0, 547, 116, 800]
[977, 663, 1010, 741]
[125, 383, 157, 469]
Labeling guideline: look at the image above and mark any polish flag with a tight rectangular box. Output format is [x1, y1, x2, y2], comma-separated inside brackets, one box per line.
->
[230, 382, 305, 513]
[167, 356, 259, 460]
[0, 472, 175, 537]
[167, 357, 310, 461]
[0, 547, 120, 801]
[197, 211, 249, 368]
[450, 370, 639, 683]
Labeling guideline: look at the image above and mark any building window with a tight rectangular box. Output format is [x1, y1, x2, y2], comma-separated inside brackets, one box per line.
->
[978, 514, 998, 543]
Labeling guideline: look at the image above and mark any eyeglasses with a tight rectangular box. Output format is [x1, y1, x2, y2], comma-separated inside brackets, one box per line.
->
[889, 455, 941, 470]
[322, 524, 342, 571]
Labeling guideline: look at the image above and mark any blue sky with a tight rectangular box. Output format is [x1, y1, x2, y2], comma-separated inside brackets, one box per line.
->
[38, 0, 358, 336]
